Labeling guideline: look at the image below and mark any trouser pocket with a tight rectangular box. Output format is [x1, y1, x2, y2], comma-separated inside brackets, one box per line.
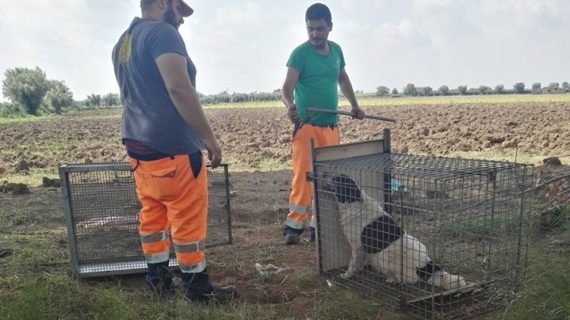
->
[189, 151, 202, 178]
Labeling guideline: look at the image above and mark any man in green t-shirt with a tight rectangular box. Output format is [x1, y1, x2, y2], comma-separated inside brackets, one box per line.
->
[282, 3, 365, 245]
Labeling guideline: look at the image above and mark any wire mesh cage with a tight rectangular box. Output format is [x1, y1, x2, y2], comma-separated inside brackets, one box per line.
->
[311, 134, 534, 319]
[59, 162, 232, 278]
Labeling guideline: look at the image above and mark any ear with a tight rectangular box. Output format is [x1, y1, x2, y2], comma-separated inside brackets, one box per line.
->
[157, 0, 167, 11]
[329, 22, 333, 31]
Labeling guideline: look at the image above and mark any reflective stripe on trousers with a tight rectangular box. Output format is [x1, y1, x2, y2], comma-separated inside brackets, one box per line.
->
[129, 153, 208, 273]
[286, 124, 340, 230]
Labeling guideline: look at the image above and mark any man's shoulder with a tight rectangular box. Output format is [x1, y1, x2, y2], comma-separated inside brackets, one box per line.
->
[291, 41, 312, 54]
[328, 41, 343, 51]
[135, 18, 178, 37]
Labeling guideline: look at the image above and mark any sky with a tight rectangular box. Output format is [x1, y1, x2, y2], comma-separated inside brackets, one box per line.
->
[0, 0, 568, 101]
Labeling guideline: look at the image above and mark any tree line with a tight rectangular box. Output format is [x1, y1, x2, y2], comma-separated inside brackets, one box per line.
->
[2, 66, 569, 117]
[0, 66, 284, 116]
[376, 82, 570, 97]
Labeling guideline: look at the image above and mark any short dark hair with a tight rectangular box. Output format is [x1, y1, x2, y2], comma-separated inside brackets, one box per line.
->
[140, 0, 155, 11]
[306, 3, 332, 26]
[141, 0, 174, 11]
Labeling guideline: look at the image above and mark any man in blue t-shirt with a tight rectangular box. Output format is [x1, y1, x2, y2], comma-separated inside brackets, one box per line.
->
[112, 0, 237, 303]
[281, 3, 365, 245]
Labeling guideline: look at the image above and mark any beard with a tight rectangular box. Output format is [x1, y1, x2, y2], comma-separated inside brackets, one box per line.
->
[164, 2, 180, 29]
[310, 37, 325, 49]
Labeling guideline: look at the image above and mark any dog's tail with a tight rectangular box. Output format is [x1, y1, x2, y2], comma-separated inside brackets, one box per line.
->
[418, 261, 467, 290]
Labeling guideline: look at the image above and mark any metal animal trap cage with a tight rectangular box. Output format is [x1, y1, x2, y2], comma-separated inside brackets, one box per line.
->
[59, 162, 232, 278]
[310, 131, 534, 319]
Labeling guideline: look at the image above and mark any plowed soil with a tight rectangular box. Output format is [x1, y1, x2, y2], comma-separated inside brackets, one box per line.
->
[1, 103, 569, 174]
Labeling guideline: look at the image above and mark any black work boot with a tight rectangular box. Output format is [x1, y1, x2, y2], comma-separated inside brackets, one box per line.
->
[283, 226, 303, 245]
[145, 261, 174, 299]
[309, 227, 316, 242]
[181, 268, 238, 304]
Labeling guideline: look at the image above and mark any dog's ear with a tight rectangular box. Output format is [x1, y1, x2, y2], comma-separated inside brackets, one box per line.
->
[333, 175, 361, 203]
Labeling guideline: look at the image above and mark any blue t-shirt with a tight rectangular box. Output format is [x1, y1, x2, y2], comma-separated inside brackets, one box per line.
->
[112, 17, 203, 155]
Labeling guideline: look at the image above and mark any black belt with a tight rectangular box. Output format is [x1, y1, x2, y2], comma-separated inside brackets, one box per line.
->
[129, 151, 203, 178]
[293, 122, 337, 137]
[308, 123, 338, 129]
[127, 150, 173, 161]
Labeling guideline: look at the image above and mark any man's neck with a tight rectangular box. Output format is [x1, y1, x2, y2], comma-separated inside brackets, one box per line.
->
[312, 42, 330, 55]
[142, 10, 163, 22]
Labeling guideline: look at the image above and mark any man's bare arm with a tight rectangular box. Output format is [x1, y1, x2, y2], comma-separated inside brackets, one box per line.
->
[338, 68, 365, 119]
[156, 53, 221, 166]
[282, 67, 300, 123]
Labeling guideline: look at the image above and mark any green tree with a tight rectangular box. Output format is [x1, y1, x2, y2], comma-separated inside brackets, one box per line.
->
[376, 86, 390, 97]
[513, 82, 525, 94]
[479, 85, 491, 95]
[417, 86, 433, 96]
[403, 83, 418, 96]
[102, 93, 120, 106]
[2, 67, 50, 115]
[548, 82, 560, 90]
[495, 84, 504, 94]
[43, 80, 73, 114]
[562, 82, 569, 90]
[438, 85, 449, 96]
[457, 85, 468, 95]
[391, 88, 399, 95]
[85, 94, 102, 107]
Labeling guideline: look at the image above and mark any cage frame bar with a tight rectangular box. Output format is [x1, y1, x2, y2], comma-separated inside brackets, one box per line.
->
[59, 162, 232, 279]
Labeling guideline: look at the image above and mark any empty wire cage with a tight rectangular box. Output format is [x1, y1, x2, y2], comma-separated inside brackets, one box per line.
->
[59, 162, 232, 278]
[311, 136, 533, 319]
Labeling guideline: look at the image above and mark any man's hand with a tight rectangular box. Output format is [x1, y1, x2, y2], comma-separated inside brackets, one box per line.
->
[351, 106, 365, 120]
[287, 104, 300, 123]
[203, 137, 222, 168]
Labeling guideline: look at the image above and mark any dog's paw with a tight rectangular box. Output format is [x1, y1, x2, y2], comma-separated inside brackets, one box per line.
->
[386, 278, 400, 284]
[442, 274, 467, 290]
[450, 275, 467, 289]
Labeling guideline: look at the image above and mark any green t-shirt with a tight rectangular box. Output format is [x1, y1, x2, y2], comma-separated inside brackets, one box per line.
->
[286, 41, 346, 125]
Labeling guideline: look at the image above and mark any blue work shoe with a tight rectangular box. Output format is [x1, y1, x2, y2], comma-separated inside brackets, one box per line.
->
[309, 227, 316, 242]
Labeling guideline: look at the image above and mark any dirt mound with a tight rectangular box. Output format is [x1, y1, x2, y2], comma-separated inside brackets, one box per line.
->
[1, 182, 30, 195]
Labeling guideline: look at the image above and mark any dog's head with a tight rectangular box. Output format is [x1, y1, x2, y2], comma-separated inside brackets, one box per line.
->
[328, 174, 362, 203]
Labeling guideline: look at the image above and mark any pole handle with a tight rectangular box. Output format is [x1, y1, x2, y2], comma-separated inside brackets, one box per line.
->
[306, 107, 396, 123]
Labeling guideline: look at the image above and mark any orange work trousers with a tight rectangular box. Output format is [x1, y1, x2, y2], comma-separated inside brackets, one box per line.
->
[286, 124, 340, 230]
[129, 153, 207, 273]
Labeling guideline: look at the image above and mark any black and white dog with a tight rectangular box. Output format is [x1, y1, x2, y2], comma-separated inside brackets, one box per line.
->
[328, 175, 466, 290]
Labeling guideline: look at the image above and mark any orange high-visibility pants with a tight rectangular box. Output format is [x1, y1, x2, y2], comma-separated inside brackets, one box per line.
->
[286, 124, 340, 230]
[128, 154, 207, 273]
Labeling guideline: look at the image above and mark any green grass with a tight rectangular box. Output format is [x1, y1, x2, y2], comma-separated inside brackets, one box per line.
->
[2, 94, 569, 123]
[0, 113, 61, 124]
[202, 94, 570, 109]
[347, 93, 570, 106]
[496, 228, 570, 320]
[309, 289, 400, 320]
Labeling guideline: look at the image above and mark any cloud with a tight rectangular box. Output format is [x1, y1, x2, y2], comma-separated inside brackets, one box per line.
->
[0, 0, 568, 100]
[0, 0, 138, 100]
[412, 0, 456, 11]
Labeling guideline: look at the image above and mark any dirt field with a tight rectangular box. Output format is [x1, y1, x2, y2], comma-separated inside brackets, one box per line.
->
[1, 102, 569, 175]
[1, 101, 570, 319]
